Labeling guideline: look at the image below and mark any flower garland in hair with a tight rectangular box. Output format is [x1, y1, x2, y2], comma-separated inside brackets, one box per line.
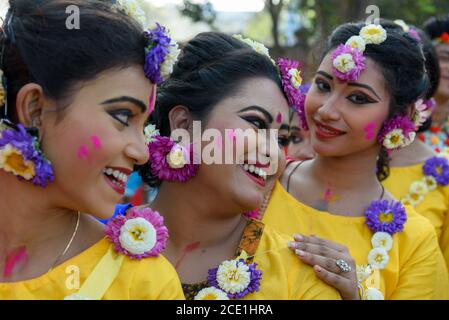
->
[232, 35, 275, 65]
[105, 206, 168, 259]
[412, 99, 435, 130]
[0, 120, 54, 187]
[145, 125, 199, 182]
[356, 199, 407, 300]
[112, 0, 146, 26]
[331, 24, 387, 81]
[0, 69, 5, 108]
[394, 19, 422, 42]
[194, 251, 263, 300]
[143, 23, 180, 85]
[377, 115, 417, 151]
[277, 58, 308, 130]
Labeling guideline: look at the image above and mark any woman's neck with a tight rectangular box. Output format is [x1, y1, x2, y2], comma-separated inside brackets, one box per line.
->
[432, 95, 449, 125]
[389, 139, 436, 167]
[151, 181, 246, 251]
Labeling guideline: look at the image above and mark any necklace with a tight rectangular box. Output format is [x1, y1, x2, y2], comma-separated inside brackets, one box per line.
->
[48, 211, 81, 272]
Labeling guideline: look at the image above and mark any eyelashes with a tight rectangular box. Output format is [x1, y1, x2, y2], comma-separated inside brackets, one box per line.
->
[315, 77, 378, 105]
[108, 109, 134, 127]
[241, 115, 268, 130]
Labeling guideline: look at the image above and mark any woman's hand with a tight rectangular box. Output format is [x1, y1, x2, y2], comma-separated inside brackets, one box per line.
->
[288, 234, 359, 300]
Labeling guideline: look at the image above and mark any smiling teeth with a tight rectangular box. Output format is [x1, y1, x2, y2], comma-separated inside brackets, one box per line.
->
[103, 168, 129, 183]
[242, 164, 267, 181]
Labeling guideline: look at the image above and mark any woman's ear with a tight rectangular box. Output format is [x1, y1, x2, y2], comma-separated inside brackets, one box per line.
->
[15, 83, 49, 129]
[168, 105, 193, 132]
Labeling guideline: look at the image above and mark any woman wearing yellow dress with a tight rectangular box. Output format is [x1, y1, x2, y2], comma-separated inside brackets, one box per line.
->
[381, 22, 449, 271]
[0, 0, 183, 299]
[263, 21, 449, 299]
[136, 32, 340, 300]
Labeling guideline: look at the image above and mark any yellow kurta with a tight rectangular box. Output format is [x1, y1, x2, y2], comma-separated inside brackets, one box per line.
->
[383, 163, 449, 269]
[183, 219, 341, 300]
[263, 181, 449, 300]
[0, 238, 185, 300]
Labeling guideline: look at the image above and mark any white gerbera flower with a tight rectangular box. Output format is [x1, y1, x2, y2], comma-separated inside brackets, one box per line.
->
[365, 287, 385, 300]
[160, 40, 181, 81]
[194, 287, 229, 300]
[408, 191, 424, 206]
[333, 53, 355, 73]
[144, 124, 160, 143]
[371, 232, 393, 252]
[64, 294, 93, 300]
[356, 264, 373, 283]
[119, 217, 157, 255]
[345, 35, 366, 52]
[409, 180, 428, 195]
[288, 68, 302, 89]
[422, 175, 438, 191]
[367, 247, 389, 270]
[360, 24, 387, 44]
[116, 0, 146, 26]
[382, 129, 405, 149]
[232, 34, 275, 64]
[401, 194, 417, 206]
[216, 260, 251, 294]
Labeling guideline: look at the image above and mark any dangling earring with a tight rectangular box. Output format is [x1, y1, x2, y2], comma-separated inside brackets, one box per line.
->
[0, 119, 54, 187]
[145, 124, 198, 182]
[378, 115, 416, 151]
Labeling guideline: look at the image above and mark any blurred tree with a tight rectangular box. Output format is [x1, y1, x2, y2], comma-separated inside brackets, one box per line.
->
[179, 0, 217, 29]
[265, 0, 285, 51]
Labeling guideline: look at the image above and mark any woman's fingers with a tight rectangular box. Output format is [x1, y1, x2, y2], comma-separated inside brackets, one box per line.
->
[293, 249, 352, 275]
[313, 265, 359, 300]
[293, 234, 348, 253]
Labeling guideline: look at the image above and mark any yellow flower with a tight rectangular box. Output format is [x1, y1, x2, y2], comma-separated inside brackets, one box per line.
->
[194, 287, 229, 300]
[166, 145, 187, 169]
[360, 24, 387, 45]
[333, 53, 355, 73]
[216, 260, 251, 294]
[288, 68, 302, 89]
[0, 145, 35, 180]
[422, 176, 437, 191]
[345, 35, 366, 52]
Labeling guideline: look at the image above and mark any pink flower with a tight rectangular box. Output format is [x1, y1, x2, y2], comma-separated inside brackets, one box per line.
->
[277, 57, 308, 130]
[147, 135, 199, 182]
[105, 206, 169, 259]
[331, 44, 366, 82]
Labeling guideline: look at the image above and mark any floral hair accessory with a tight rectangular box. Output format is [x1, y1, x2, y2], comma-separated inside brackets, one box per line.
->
[143, 23, 180, 85]
[105, 206, 168, 259]
[205, 258, 262, 299]
[232, 34, 275, 64]
[277, 57, 308, 130]
[378, 115, 416, 150]
[0, 69, 5, 108]
[0, 121, 54, 187]
[412, 98, 435, 129]
[144, 124, 160, 143]
[147, 133, 199, 182]
[423, 156, 449, 186]
[365, 199, 407, 235]
[394, 19, 421, 42]
[112, 0, 146, 26]
[331, 24, 387, 81]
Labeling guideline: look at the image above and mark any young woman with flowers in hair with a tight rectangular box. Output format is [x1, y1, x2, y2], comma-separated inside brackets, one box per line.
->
[136, 32, 341, 300]
[419, 15, 449, 152]
[380, 20, 449, 271]
[0, 0, 183, 299]
[262, 21, 449, 300]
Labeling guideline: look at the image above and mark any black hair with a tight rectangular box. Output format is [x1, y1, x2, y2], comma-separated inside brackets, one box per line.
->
[322, 21, 429, 181]
[138, 32, 283, 187]
[0, 0, 146, 122]
[423, 15, 449, 40]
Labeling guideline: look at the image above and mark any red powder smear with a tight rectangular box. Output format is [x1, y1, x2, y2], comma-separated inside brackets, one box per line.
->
[90, 135, 102, 150]
[4, 246, 28, 277]
[149, 85, 157, 114]
[276, 112, 283, 124]
[364, 122, 376, 140]
[77, 145, 90, 160]
[174, 241, 201, 269]
[321, 184, 340, 203]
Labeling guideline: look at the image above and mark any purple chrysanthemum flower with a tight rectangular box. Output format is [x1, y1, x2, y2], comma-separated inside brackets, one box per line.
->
[105, 206, 169, 259]
[277, 57, 308, 130]
[377, 114, 417, 149]
[147, 135, 198, 182]
[365, 199, 407, 235]
[0, 124, 54, 187]
[408, 28, 422, 42]
[423, 156, 449, 186]
[331, 44, 366, 82]
[143, 23, 173, 85]
[207, 258, 262, 300]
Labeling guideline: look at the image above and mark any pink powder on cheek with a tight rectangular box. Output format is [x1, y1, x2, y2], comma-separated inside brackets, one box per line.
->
[276, 112, 283, 124]
[77, 145, 90, 160]
[91, 135, 102, 150]
[364, 122, 376, 140]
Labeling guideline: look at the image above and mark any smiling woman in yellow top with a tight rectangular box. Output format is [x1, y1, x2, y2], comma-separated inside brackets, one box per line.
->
[263, 21, 449, 300]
